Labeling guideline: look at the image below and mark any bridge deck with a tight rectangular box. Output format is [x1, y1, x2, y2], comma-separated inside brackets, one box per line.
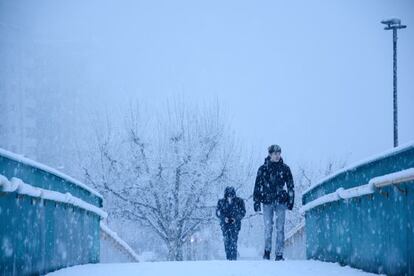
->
[47, 260, 376, 276]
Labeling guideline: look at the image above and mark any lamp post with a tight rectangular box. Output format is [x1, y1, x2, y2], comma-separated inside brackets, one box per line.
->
[381, 18, 406, 148]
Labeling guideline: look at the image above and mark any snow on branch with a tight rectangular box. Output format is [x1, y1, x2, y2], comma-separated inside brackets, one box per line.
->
[82, 102, 250, 261]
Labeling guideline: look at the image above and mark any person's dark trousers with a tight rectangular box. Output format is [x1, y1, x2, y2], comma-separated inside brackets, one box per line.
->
[222, 226, 239, 260]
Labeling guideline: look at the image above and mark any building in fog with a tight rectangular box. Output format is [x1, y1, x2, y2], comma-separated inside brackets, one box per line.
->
[1, 25, 90, 173]
[0, 39, 38, 159]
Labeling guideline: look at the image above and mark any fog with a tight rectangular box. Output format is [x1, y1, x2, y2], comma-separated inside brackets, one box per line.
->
[1, 0, 414, 167]
[0, 0, 413, 260]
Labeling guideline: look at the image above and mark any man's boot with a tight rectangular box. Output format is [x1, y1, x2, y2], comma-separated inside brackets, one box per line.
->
[263, 250, 270, 260]
[275, 254, 284, 261]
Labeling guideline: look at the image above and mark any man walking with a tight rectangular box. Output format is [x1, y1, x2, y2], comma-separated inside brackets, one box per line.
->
[216, 186, 246, 260]
[253, 145, 294, 261]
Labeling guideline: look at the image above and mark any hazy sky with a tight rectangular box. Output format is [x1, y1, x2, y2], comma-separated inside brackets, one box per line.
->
[1, 0, 413, 167]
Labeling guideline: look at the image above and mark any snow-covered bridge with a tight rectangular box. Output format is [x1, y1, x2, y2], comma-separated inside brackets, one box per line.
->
[1, 143, 413, 275]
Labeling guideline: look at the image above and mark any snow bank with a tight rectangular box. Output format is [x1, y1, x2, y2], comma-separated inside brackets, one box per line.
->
[46, 260, 377, 276]
[100, 222, 140, 262]
[0, 148, 102, 198]
[0, 174, 107, 218]
[303, 141, 414, 195]
[300, 168, 414, 213]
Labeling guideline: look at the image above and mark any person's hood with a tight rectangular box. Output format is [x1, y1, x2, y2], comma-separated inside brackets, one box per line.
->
[264, 156, 284, 165]
[224, 186, 236, 199]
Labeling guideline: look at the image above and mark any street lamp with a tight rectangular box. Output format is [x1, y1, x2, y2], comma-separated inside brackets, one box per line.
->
[381, 18, 406, 148]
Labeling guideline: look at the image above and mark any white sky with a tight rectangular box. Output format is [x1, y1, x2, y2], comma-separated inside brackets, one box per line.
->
[1, 0, 413, 167]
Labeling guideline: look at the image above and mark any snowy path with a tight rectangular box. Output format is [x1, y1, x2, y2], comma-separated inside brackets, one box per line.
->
[47, 260, 376, 276]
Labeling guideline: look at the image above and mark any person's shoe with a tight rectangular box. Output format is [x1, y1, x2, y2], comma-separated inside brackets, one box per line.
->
[275, 254, 284, 261]
[263, 250, 270, 260]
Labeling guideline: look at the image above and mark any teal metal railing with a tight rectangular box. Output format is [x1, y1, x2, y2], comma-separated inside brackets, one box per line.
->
[0, 149, 105, 276]
[302, 142, 414, 275]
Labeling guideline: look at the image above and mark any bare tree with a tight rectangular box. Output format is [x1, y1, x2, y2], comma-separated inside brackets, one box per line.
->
[83, 102, 250, 260]
[286, 159, 348, 231]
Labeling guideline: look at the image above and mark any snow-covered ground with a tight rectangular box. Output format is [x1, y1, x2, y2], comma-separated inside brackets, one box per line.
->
[47, 260, 376, 276]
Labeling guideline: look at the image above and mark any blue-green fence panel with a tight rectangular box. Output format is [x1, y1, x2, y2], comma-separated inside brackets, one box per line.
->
[0, 151, 102, 276]
[303, 144, 414, 276]
[0, 154, 101, 207]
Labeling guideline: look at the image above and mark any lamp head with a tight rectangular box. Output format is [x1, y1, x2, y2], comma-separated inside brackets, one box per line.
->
[381, 18, 401, 25]
[381, 18, 407, 30]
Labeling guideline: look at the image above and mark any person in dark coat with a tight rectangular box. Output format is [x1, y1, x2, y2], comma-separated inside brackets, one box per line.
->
[253, 144, 294, 261]
[216, 186, 246, 260]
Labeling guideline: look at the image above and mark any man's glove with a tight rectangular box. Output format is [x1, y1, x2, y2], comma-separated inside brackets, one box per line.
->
[254, 202, 261, 212]
[225, 217, 235, 224]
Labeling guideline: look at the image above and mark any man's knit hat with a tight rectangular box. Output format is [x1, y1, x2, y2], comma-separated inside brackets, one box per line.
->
[268, 144, 282, 154]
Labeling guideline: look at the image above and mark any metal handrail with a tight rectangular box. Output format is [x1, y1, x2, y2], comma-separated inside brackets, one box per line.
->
[0, 174, 107, 218]
[100, 222, 140, 262]
[301, 168, 414, 213]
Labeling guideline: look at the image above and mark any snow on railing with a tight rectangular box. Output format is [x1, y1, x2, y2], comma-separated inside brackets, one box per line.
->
[0, 174, 107, 218]
[285, 221, 305, 242]
[369, 168, 414, 188]
[0, 148, 102, 198]
[300, 168, 414, 213]
[100, 222, 140, 262]
[303, 141, 414, 195]
[284, 221, 306, 260]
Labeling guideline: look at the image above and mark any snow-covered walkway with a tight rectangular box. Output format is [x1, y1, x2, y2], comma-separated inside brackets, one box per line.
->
[47, 260, 376, 276]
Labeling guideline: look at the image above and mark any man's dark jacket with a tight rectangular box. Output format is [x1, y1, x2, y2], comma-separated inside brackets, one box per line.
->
[253, 157, 294, 209]
[216, 187, 246, 232]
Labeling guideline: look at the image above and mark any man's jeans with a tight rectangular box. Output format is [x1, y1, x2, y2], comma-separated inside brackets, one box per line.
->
[222, 225, 239, 260]
[263, 202, 286, 256]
